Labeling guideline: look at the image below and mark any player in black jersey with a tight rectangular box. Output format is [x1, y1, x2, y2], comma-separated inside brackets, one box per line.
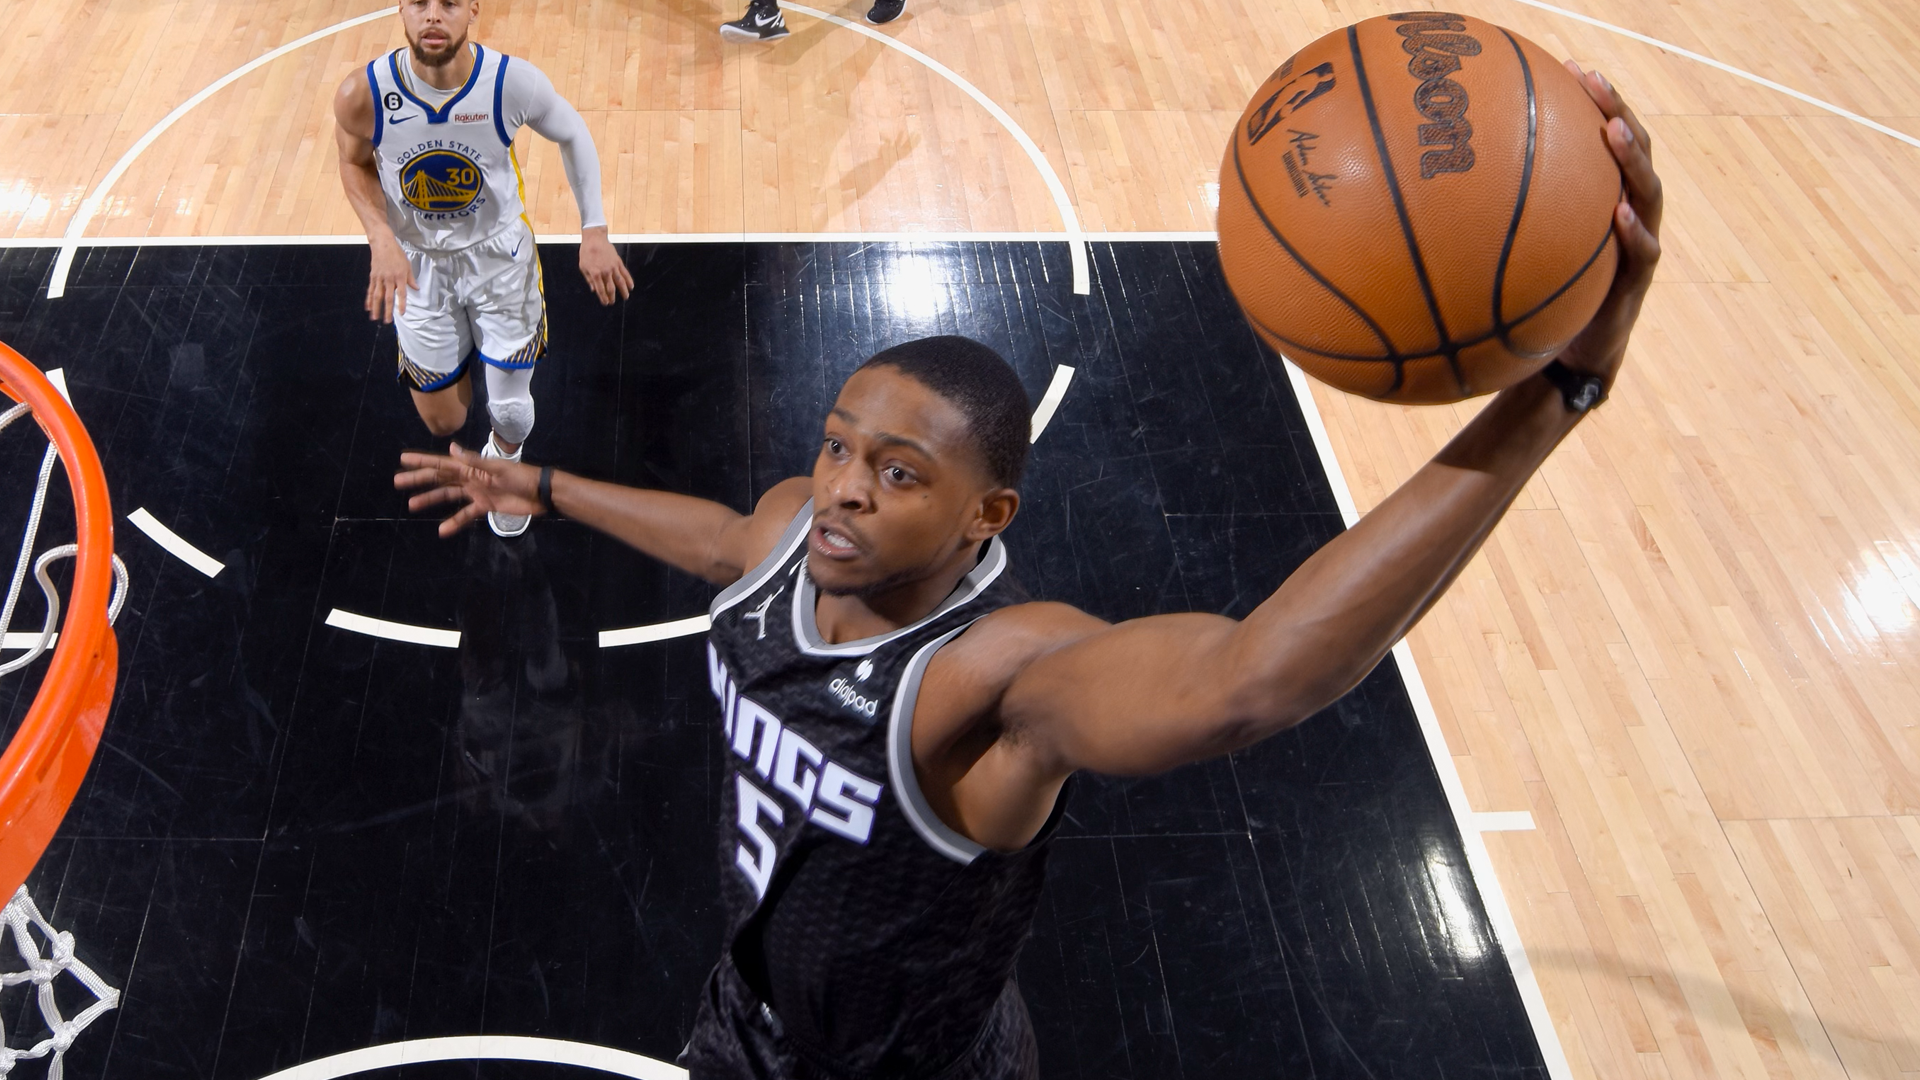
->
[395, 68, 1659, 1080]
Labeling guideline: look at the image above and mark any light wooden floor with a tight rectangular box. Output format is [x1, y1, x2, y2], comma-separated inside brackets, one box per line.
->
[5, 0, 1919, 1077]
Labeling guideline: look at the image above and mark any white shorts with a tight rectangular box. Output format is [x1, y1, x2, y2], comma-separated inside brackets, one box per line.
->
[395, 218, 547, 392]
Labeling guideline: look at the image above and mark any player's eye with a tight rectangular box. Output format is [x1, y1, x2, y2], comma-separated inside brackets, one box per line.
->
[885, 466, 911, 484]
[824, 438, 844, 455]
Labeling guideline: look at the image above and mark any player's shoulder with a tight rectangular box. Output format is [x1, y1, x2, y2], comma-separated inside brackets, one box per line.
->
[333, 61, 378, 127]
[720, 477, 811, 580]
[751, 476, 811, 523]
[494, 51, 555, 89]
[937, 601, 1107, 685]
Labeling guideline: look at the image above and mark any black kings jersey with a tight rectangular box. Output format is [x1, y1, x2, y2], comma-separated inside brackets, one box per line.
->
[698, 501, 1058, 1076]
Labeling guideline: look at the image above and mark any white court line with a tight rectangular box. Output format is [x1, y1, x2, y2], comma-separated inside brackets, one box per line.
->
[253, 1035, 683, 1080]
[2, 633, 56, 650]
[5, 231, 1215, 251]
[1503, 0, 1920, 151]
[598, 615, 711, 649]
[770, 4, 1090, 296]
[126, 507, 224, 578]
[1029, 364, 1076, 442]
[1471, 810, 1539, 832]
[325, 608, 460, 649]
[42, 6, 397, 298]
[1281, 359, 1573, 1080]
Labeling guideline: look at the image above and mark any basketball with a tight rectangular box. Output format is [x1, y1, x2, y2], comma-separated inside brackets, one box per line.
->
[1218, 12, 1621, 404]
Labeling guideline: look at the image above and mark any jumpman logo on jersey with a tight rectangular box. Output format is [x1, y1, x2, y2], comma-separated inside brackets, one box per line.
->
[742, 586, 784, 640]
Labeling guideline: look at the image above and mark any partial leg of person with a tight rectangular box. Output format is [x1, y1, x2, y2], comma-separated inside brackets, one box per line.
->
[720, 0, 790, 41]
[395, 247, 478, 439]
[460, 217, 547, 538]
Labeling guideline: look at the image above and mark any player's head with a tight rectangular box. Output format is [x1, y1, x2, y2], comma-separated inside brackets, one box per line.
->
[808, 336, 1030, 599]
[399, 0, 477, 70]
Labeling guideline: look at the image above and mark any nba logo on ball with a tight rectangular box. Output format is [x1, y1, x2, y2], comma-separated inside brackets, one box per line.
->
[400, 148, 487, 215]
[1218, 12, 1622, 404]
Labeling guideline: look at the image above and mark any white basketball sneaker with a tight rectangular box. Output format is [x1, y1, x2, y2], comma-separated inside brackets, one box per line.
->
[482, 434, 531, 538]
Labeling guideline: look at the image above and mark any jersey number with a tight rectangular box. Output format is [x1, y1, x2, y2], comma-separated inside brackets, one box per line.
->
[735, 773, 783, 900]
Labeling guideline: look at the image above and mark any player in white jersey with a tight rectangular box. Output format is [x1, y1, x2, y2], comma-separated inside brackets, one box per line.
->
[333, 0, 633, 537]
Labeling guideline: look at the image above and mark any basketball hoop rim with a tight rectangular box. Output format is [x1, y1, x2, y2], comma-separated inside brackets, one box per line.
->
[0, 340, 118, 899]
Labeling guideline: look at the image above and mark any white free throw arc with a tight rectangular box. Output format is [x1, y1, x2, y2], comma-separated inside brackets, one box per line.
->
[251, 1035, 684, 1080]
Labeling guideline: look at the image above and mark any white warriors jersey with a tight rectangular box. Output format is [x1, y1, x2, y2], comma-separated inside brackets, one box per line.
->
[366, 45, 528, 253]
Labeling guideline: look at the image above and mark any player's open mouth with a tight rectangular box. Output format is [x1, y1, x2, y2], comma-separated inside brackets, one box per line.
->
[812, 523, 862, 560]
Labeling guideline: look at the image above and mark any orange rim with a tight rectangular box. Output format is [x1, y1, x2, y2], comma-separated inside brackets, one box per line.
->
[0, 341, 118, 899]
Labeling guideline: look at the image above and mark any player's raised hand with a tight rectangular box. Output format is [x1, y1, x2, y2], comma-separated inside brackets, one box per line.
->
[1555, 62, 1662, 389]
[395, 442, 545, 537]
[579, 226, 634, 305]
[367, 234, 418, 323]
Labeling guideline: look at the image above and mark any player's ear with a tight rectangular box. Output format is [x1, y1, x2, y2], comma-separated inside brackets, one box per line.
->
[965, 488, 1019, 542]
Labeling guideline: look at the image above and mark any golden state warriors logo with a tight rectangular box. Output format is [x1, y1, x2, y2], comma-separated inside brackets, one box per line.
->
[400, 149, 484, 213]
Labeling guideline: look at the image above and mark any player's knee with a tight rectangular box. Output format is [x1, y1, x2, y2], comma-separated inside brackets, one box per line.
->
[486, 393, 534, 446]
[421, 409, 467, 439]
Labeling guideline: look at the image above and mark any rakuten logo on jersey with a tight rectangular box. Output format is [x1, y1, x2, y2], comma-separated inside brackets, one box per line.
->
[827, 677, 879, 718]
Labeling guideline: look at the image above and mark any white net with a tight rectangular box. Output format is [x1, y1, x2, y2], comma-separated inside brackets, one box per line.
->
[0, 385, 128, 667]
[0, 368, 129, 1077]
[0, 886, 120, 1080]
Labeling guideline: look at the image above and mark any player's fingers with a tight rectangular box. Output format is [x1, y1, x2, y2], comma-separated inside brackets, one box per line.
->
[407, 484, 468, 512]
[1614, 200, 1661, 282]
[397, 450, 452, 471]
[394, 464, 454, 490]
[439, 501, 487, 537]
[615, 262, 634, 300]
[1607, 117, 1663, 237]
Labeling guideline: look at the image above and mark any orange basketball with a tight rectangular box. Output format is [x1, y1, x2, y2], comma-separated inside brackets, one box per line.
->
[1218, 12, 1621, 404]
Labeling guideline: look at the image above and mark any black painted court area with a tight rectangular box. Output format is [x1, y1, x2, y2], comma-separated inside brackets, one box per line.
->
[0, 240, 1546, 1079]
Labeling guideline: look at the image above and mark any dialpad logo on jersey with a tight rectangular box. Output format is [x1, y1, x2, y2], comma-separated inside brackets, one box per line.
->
[710, 644, 885, 899]
[400, 147, 486, 213]
[827, 677, 879, 718]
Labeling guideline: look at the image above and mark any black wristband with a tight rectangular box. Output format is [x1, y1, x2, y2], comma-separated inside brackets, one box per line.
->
[538, 465, 556, 515]
[1538, 360, 1607, 414]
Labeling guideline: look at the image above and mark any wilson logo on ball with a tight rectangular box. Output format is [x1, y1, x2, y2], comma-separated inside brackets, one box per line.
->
[1390, 11, 1482, 178]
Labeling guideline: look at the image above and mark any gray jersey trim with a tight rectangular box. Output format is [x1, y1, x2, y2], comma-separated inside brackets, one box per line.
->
[711, 500, 814, 618]
[791, 536, 1008, 658]
[887, 626, 988, 866]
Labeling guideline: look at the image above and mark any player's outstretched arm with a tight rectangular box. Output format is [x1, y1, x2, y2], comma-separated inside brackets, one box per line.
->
[997, 67, 1660, 780]
[331, 74, 416, 323]
[395, 443, 809, 585]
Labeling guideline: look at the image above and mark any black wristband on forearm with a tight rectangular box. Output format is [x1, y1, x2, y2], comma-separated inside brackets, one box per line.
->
[538, 466, 556, 516]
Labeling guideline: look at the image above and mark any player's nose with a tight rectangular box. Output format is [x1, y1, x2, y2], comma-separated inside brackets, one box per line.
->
[824, 463, 873, 510]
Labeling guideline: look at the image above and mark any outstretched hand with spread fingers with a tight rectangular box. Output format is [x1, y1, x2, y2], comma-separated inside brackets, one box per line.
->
[1555, 62, 1663, 390]
[395, 442, 545, 537]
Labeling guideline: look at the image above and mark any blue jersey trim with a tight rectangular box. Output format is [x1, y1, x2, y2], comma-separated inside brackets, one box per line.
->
[478, 346, 541, 371]
[492, 56, 512, 147]
[399, 351, 473, 393]
[388, 44, 487, 124]
[365, 61, 384, 148]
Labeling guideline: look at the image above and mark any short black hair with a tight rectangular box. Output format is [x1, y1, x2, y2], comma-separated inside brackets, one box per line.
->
[857, 335, 1030, 489]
